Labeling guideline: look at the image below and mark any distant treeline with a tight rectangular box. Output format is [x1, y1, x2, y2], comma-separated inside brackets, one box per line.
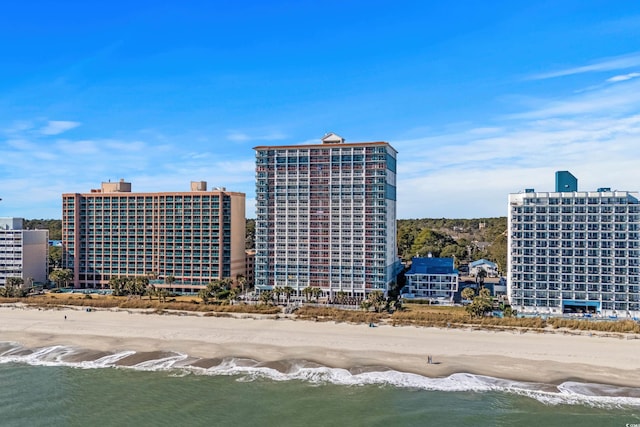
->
[24, 219, 62, 240]
[397, 218, 507, 271]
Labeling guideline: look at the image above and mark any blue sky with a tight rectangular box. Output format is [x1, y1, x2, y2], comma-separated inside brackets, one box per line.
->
[1, 1, 640, 219]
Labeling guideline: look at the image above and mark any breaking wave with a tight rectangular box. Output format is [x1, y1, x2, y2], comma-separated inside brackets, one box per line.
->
[1, 341, 638, 408]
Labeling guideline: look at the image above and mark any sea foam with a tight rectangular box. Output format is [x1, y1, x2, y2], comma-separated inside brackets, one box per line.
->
[1, 342, 638, 408]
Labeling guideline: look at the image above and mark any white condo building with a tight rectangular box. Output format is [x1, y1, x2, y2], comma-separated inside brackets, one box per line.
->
[0, 217, 49, 286]
[507, 172, 640, 318]
[254, 133, 401, 299]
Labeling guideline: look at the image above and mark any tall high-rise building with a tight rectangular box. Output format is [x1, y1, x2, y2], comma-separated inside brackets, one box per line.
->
[0, 217, 49, 286]
[62, 180, 246, 291]
[507, 172, 640, 317]
[254, 133, 401, 299]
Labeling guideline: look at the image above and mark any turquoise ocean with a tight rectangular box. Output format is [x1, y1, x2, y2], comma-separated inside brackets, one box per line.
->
[1, 341, 639, 427]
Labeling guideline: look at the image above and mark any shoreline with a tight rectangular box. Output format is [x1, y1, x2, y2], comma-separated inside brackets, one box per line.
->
[1, 305, 639, 388]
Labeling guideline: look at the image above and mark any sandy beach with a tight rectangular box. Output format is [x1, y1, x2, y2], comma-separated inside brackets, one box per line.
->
[1, 304, 639, 387]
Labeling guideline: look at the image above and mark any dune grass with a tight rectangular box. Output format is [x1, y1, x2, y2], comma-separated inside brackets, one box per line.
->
[2, 295, 638, 334]
[0, 294, 280, 315]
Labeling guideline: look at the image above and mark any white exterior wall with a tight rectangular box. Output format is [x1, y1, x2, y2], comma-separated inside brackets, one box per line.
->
[405, 273, 458, 300]
[508, 190, 640, 318]
[0, 227, 48, 286]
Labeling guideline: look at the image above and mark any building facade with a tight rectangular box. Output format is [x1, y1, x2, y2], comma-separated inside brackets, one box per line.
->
[254, 133, 401, 299]
[507, 173, 640, 317]
[402, 256, 458, 301]
[0, 217, 49, 286]
[469, 259, 498, 277]
[62, 180, 246, 291]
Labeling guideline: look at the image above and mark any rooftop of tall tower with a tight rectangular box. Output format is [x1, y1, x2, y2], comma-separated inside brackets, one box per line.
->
[321, 132, 344, 144]
[253, 133, 396, 153]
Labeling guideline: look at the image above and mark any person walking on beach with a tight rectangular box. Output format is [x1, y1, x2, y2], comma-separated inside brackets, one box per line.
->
[427, 355, 432, 364]
[64, 315, 67, 320]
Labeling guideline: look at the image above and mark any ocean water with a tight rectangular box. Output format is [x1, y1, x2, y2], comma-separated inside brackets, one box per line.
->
[0, 342, 639, 427]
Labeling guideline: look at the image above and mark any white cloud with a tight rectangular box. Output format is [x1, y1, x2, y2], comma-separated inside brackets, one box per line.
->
[226, 130, 287, 142]
[508, 78, 640, 120]
[392, 76, 640, 218]
[607, 72, 640, 82]
[40, 120, 81, 135]
[530, 52, 640, 80]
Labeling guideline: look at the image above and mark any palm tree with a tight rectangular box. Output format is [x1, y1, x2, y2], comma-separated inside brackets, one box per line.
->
[109, 276, 126, 296]
[302, 286, 312, 303]
[259, 290, 274, 305]
[236, 274, 247, 297]
[134, 276, 149, 299]
[311, 287, 322, 302]
[157, 289, 170, 303]
[283, 286, 294, 305]
[461, 287, 475, 301]
[228, 287, 240, 304]
[165, 275, 175, 289]
[146, 284, 157, 301]
[49, 269, 73, 289]
[367, 290, 386, 313]
[273, 286, 283, 304]
[198, 287, 211, 305]
[360, 299, 372, 312]
[4, 277, 26, 297]
[476, 269, 487, 288]
[466, 287, 493, 317]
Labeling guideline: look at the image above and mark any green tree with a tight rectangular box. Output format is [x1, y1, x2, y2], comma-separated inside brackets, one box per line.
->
[311, 287, 322, 302]
[503, 305, 516, 318]
[259, 290, 274, 305]
[488, 233, 507, 276]
[461, 287, 475, 301]
[302, 286, 312, 302]
[283, 286, 294, 305]
[24, 219, 62, 240]
[48, 246, 62, 271]
[236, 274, 247, 296]
[2, 277, 26, 297]
[134, 276, 149, 299]
[109, 276, 127, 296]
[6, 277, 24, 288]
[466, 287, 493, 318]
[49, 269, 73, 288]
[476, 270, 488, 288]
[245, 219, 256, 249]
[198, 287, 211, 304]
[336, 291, 348, 305]
[273, 286, 283, 304]
[147, 284, 157, 301]
[367, 290, 386, 313]
[157, 289, 170, 303]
